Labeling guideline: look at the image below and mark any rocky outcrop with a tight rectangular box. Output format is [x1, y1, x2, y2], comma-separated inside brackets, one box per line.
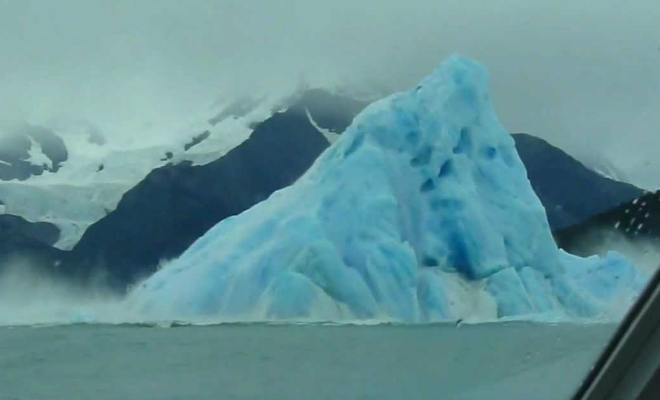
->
[0, 214, 60, 247]
[0, 123, 68, 181]
[183, 131, 211, 151]
[0, 214, 64, 275]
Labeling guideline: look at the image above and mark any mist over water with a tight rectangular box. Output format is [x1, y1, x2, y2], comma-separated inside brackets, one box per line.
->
[0, 261, 130, 326]
[571, 230, 660, 276]
[0, 244, 652, 328]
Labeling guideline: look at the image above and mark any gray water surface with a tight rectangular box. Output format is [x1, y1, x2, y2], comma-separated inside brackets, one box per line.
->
[0, 322, 616, 400]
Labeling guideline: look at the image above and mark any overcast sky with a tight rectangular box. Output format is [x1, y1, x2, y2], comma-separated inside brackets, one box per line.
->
[1, 0, 659, 187]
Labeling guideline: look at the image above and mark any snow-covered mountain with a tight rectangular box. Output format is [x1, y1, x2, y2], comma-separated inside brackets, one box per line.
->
[0, 89, 370, 286]
[0, 95, 282, 250]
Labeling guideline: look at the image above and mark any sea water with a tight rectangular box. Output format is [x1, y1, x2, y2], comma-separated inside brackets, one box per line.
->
[0, 322, 615, 400]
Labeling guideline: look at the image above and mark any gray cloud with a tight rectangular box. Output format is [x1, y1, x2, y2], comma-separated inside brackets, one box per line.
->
[1, 0, 659, 187]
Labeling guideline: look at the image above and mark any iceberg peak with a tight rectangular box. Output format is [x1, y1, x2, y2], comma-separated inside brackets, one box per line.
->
[128, 56, 643, 322]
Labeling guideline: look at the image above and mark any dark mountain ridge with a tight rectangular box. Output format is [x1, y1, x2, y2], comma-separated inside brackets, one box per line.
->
[513, 133, 643, 230]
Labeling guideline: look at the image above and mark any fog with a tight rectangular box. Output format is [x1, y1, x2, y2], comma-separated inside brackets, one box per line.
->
[0, 259, 129, 326]
[1, 0, 659, 187]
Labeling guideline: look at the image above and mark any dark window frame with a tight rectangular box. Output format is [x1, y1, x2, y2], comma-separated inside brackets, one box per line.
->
[574, 265, 660, 399]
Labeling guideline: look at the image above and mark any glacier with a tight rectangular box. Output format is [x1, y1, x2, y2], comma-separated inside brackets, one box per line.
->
[0, 97, 273, 250]
[127, 56, 645, 323]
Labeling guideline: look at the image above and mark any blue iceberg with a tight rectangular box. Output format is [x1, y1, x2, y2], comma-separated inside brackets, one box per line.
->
[128, 56, 645, 322]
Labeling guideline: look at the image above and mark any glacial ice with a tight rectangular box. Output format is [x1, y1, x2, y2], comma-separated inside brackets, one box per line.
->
[0, 97, 272, 249]
[127, 56, 645, 322]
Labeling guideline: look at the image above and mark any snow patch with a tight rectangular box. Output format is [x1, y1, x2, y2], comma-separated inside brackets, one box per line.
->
[26, 138, 53, 170]
[306, 108, 340, 143]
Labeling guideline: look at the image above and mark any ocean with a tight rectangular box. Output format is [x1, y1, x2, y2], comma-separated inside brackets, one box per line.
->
[0, 321, 615, 400]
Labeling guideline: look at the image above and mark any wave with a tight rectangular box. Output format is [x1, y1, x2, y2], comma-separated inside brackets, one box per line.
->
[0, 315, 620, 330]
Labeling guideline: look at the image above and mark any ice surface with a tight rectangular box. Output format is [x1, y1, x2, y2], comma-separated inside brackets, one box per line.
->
[128, 56, 645, 322]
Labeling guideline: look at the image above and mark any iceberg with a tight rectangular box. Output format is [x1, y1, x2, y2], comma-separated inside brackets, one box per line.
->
[127, 56, 645, 322]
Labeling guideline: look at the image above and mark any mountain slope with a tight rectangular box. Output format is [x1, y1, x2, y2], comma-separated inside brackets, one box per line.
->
[0, 214, 65, 275]
[512, 133, 643, 230]
[0, 214, 60, 246]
